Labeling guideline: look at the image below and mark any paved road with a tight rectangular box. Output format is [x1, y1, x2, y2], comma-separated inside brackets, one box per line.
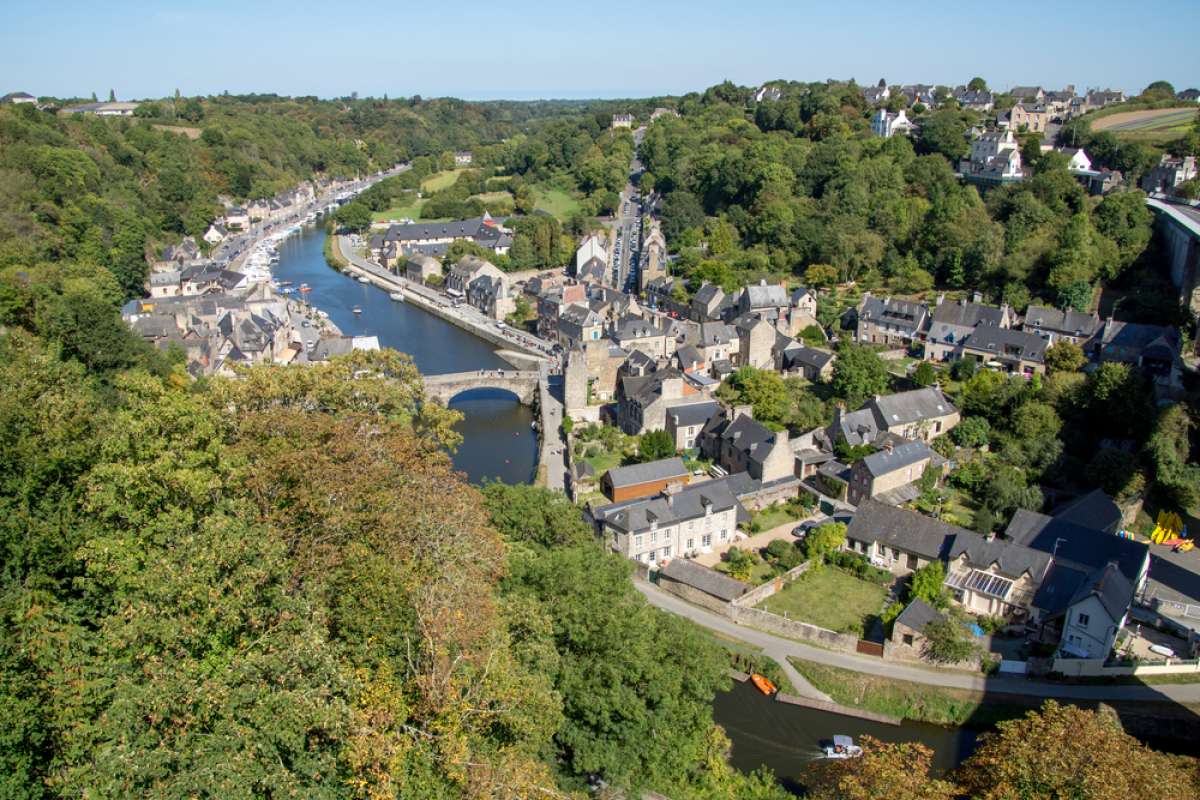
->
[635, 580, 1200, 704]
[539, 373, 568, 493]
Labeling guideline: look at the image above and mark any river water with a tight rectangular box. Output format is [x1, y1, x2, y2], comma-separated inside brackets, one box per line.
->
[271, 222, 537, 485]
[712, 681, 980, 794]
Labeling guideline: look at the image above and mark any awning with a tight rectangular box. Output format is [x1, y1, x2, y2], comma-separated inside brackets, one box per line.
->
[1059, 643, 1091, 659]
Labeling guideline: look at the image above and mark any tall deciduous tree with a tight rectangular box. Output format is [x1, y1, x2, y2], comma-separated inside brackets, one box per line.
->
[830, 343, 889, 408]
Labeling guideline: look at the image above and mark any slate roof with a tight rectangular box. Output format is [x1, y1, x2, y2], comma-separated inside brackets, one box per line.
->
[1049, 488, 1123, 534]
[668, 400, 720, 428]
[693, 283, 725, 308]
[860, 440, 935, 478]
[946, 530, 1052, 580]
[1004, 509, 1149, 584]
[1097, 321, 1182, 353]
[742, 284, 788, 309]
[1021, 306, 1100, 337]
[605, 457, 688, 489]
[894, 598, 944, 633]
[658, 558, 751, 602]
[593, 478, 743, 535]
[699, 322, 737, 347]
[867, 388, 957, 429]
[787, 346, 835, 371]
[859, 296, 929, 327]
[382, 217, 511, 250]
[1070, 564, 1134, 623]
[1031, 563, 1089, 614]
[961, 326, 1047, 363]
[845, 501, 959, 559]
[930, 300, 1006, 331]
[675, 344, 705, 371]
[717, 414, 779, 462]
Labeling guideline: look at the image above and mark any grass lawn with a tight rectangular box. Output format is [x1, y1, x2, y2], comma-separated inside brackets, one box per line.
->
[757, 569, 886, 632]
[584, 452, 625, 474]
[532, 181, 581, 218]
[420, 170, 463, 192]
[753, 508, 799, 532]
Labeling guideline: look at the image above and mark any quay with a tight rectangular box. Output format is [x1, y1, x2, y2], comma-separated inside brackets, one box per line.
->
[727, 670, 902, 726]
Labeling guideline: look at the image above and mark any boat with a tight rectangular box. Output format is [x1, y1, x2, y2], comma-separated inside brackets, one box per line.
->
[749, 673, 778, 696]
[822, 736, 863, 759]
[389, 292, 405, 301]
[352, 306, 362, 314]
[1175, 539, 1194, 552]
[279, 281, 293, 286]
[298, 284, 312, 292]
[358, 276, 372, 284]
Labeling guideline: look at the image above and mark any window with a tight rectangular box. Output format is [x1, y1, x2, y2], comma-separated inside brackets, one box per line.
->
[635, 535, 643, 549]
[688, 521, 694, 530]
[648, 550, 656, 562]
[880, 546, 888, 556]
[662, 546, 672, 558]
[650, 532, 658, 544]
[719, 530, 728, 541]
[687, 426, 695, 435]
[1077, 613, 1090, 628]
[702, 534, 712, 547]
[686, 538, 694, 551]
[903, 634, 914, 646]
[706, 517, 712, 527]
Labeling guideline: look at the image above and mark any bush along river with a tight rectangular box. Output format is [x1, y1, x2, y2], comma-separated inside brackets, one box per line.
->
[271, 222, 537, 485]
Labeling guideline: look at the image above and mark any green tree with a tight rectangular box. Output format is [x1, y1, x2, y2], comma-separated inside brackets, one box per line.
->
[917, 110, 969, 161]
[719, 366, 788, 425]
[639, 429, 676, 462]
[907, 561, 950, 609]
[830, 342, 889, 408]
[801, 522, 847, 560]
[334, 201, 373, 232]
[805, 263, 839, 291]
[922, 619, 977, 663]
[806, 737, 955, 800]
[1044, 340, 1087, 374]
[967, 77, 988, 92]
[949, 416, 990, 448]
[1084, 448, 1145, 499]
[912, 360, 936, 386]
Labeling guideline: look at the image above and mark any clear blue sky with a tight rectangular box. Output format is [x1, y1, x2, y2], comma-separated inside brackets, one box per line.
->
[4, 0, 1194, 102]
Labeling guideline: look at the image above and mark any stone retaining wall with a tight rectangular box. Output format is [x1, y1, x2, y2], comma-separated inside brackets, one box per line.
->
[738, 479, 802, 512]
[733, 561, 813, 607]
[729, 605, 859, 654]
[657, 577, 734, 614]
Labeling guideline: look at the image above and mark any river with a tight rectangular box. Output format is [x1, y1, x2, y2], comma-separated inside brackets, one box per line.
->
[271, 221, 537, 485]
[712, 681, 979, 794]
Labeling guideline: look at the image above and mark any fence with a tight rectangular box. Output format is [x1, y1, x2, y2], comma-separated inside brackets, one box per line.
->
[1051, 657, 1200, 678]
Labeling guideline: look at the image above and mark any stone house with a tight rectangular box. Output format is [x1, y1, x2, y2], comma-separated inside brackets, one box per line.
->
[847, 439, 947, 507]
[923, 298, 1013, 361]
[779, 342, 835, 381]
[665, 400, 720, 451]
[656, 558, 751, 612]
[453, 151, 472, 166]
[1033, 563, 1134, 658]
[405, 255, 441, 283]
[1089, 318, 1182, 377]
[612, 317, 674, 358]
[612, 113, 634, 128]
[890, 598, 945, 656]
[699, 405, 795, 482]
[445, 255, 505, 296]
[601, 457, 689, 502]
[1010, 86, 1045, 103]
[735, 316, 777, 369]
[616, 367, 712, 435]
[857, 295, 930, 347]
[831, 388, 960, 446]
[1010, 103, 1050, 132]
[557, 303, 606, 349]
[731, 283, 789, 320]
[1141, 156, 1197, 195]
[957, 327, 1048, 375]
[592, 480, 748, 564]
[694, 322, 739, 366]
[692, 282, 727, 319]
[959, 129, 1024, 183]
[1020, 305, 1100, 345]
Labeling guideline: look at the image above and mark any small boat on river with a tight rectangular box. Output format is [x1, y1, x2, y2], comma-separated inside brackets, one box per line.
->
[389, 292, 405, 301]
[358, 276, 372, 284]
[352, 305, 362, 314]
[822, 735, 863, 759]
[749, 674, 778, 696]
[298, 284, 312, 292]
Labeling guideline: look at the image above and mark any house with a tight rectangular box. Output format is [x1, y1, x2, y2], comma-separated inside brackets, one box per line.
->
[847, 439, 948, 507]
[612, 317, 673, 358]
[1, 91, 36, 105]
[857, 295, 930, 347]
[149, 271, 182, 298]
[1044, 88, 1078, 115]
[959, 129, 1025, 184]
[225, 207, 250, 230]
[453, 151, 472, 166]
[1177, 89, 1200, 102]
[863, 86, 891, 105]
[405, 254, 441, 283]
[1086, 89, 1125, 107]
[675, 343, 707, 374]
[699, 405, 795, 482]
[612, 113, 634, 129]
[656, 558, 751, 612]
[650, 107, 680, 121]
[1085, 169, 1124, 196]
[1005, 508, 1151, 592]
[695, 322, 739, 367]
[1010, 86, 1045, 103]
[466, 273, 514, 321]
[601, 457, 689, 502]
[871, 109, 914, 139]
[575, 233, 608, 271]
[895, 84, 937, 108]
[593, 479, 749, 564]
[666, 400, 720, 451]
[923, 298, 1013, 362]
[1058, 147, 1092, 172]
[202, 223, 228, 245]
[557, 303, 605, 348]
[616, 366, 712, 435]
[957, 326, 1048, 376]
[953, 89, 995, 111]
[780, 343, 835, 381]
[831, 387, 960, 446]
[380, 216, 512, 255]
[1010, 103, 1050, 132]
[1034, 563, 1134, 658]
[1020, 305, 1100, 345]
[750, 86, 782, 103]
[1089, 318, 1182, 376]
[691, 282, 727, 320]
[890, 598, 946, 657]
[1049, 488, 1124, 535]
[1141, 156, 1197, 195]
[577, 255, 607, 285]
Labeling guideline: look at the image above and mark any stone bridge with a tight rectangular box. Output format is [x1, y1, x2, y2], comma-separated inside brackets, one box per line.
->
[423, 370, 541, 406]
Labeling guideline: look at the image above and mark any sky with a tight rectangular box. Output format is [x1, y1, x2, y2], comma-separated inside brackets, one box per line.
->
[4, 0, 1195, 102]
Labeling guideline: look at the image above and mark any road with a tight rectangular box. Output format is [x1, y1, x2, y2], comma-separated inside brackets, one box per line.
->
[636, 579, 1200, 704]
[610, 127, 647, 292]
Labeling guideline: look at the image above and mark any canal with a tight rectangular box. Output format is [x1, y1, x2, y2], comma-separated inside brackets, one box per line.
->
[272, 221, 538, 485]
[712, 681, 980, 794]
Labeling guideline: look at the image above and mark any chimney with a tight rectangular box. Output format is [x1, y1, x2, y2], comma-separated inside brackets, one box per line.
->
[936, 292, 946, 307]
[884, 441, 894, 453]
[733, 404, 753, 421]
[972, 291, 983, 303]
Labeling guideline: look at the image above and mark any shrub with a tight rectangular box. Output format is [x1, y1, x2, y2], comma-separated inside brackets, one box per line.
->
[585, 445, 601, 459]
[923, 619, 979, 663]
[765, 539, 793, 560]
[881, 600, 904, 624]
[841, 621, 865, 637]
[977, 615, 1007, 634]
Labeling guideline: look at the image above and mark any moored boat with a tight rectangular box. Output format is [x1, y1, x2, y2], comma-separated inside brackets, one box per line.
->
[389, 292, 405, 301]
[358, 276, 372, 284]
[298, 284, 312, 292]
[822, 736, 863, 759]
[352, 305, 362, 314]
[749, 673, 778, 696]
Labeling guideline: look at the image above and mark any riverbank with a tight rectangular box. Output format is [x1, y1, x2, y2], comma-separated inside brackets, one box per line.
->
[788, 656, 1200, 742]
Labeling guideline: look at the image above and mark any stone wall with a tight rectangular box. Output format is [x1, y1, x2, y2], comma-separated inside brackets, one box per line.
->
[657, 576, 733, 614]
[737, 477, 802, 512]
[729, 606, 860, 654]
[733, 561, 813, 607]
[882, 633, 985, 671]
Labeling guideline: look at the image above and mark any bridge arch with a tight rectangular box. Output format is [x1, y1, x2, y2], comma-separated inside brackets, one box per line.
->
[423, 371, 541, 407]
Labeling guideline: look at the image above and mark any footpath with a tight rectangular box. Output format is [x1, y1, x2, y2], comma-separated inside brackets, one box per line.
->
[635, 580, 1200, 704]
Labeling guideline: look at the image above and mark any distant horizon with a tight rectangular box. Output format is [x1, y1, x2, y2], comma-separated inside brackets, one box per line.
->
[4, 0, 1194, 106]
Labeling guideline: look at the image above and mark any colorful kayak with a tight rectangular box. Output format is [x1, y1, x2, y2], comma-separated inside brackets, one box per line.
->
[1161, 538, 1185, 547]
[750, 673, 778, 696]
[1174, 540, 1194, 553]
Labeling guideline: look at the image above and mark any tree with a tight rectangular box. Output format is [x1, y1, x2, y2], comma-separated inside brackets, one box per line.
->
[639, 429, 676, 462]
[1044, 340, 1087, 374]
[954, 701, 1198, 800]
[917, 110, 969, 161]
[334, 201, 372, 232]
[805, 263, 838, 291]
[1145, 404, 1200, 508]
[1012, 401, 1062, 440]
[801, 522, 846, 560]
[967, 77, 988, 92]
[829, 342, 889, 408]
[806, 737, 955, 800]
[922, 619, 977, 663]
[912, 360, 936, 386]
[1085, 448, 1145, 498]
[908, 561, 950, 609]
[719, 366, 788, 425]
[949, 416, 990, 448]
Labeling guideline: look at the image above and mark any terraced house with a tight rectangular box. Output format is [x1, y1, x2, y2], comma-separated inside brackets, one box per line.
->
[592, 480, 748, 564]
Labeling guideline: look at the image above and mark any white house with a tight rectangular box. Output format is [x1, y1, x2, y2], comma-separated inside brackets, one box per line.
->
[1058, 147, 1092, 172]
[871, 109, 913, 139]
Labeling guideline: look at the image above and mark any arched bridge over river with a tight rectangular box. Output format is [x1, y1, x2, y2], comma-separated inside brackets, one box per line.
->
[423, 370, 541, 406]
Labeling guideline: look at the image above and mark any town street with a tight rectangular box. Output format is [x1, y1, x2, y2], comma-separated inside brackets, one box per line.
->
[635, 579, 1200, 704]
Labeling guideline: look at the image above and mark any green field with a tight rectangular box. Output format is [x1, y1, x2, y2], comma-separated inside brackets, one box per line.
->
[756, 569, 886, 632]
[371, 169, 582, 223]
[531, 183, 581, 218]
[371, 171, 465, 222]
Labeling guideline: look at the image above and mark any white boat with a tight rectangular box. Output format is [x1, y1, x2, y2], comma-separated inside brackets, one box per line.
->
[358, 276, 371, 284]
[822, 736, 863, 759]
[352, 306, 362, 314]
[389, 292, 405, 301]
